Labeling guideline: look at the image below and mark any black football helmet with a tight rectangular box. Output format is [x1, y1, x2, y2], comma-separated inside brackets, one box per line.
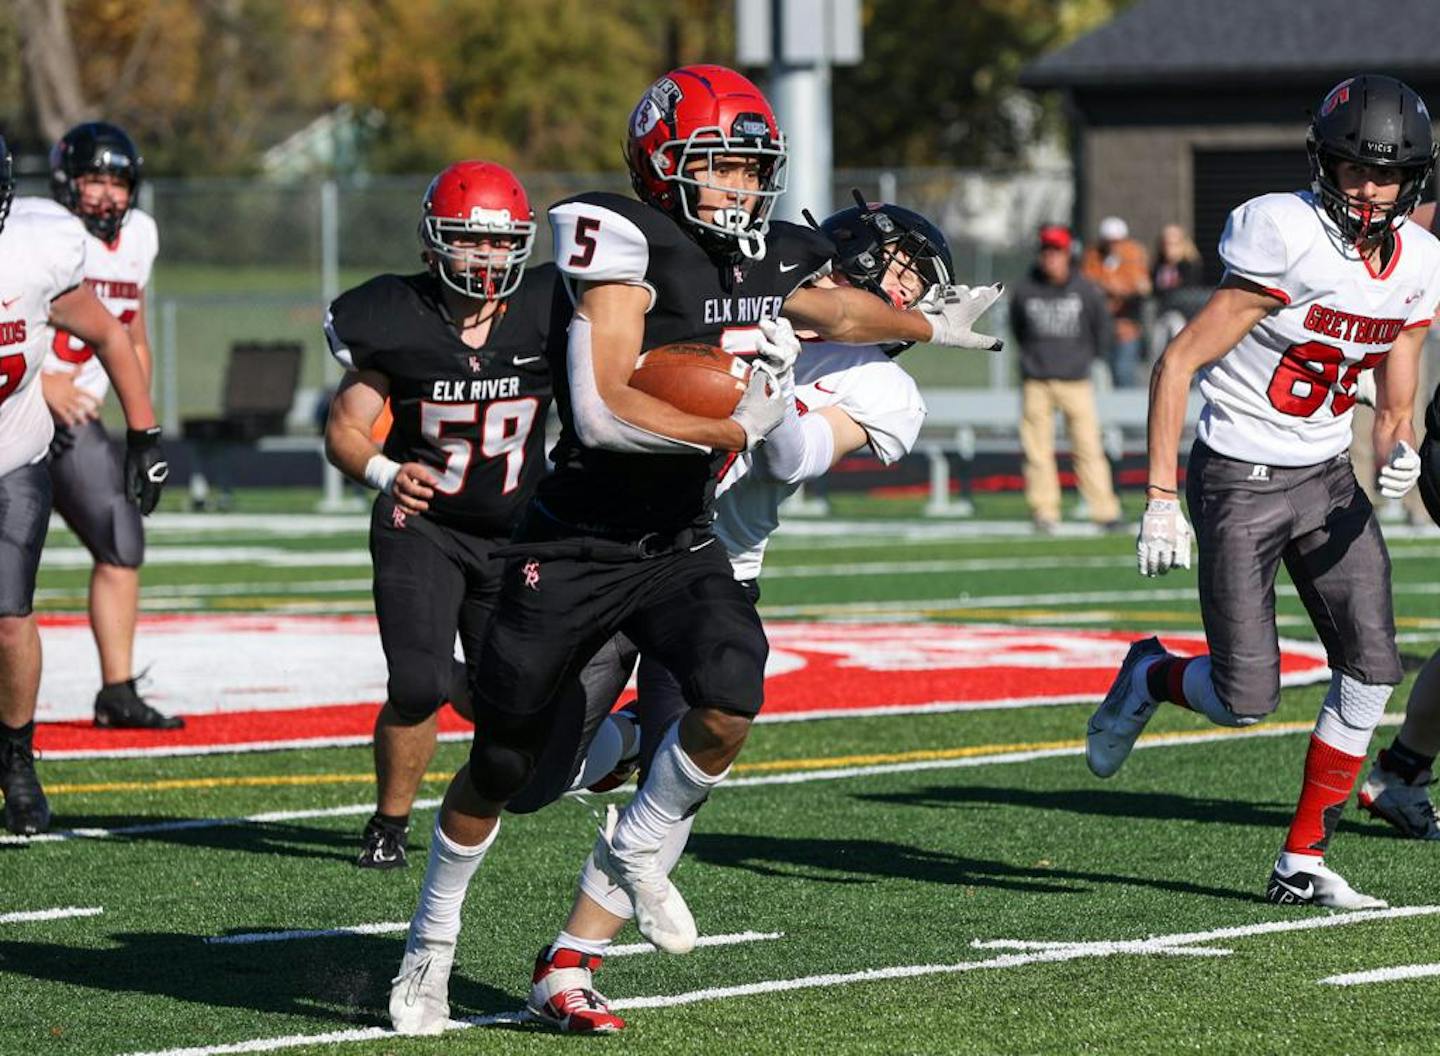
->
[1307, 74, 1437, 243]
[819, 192, 953, 306]
[815, 192, 953, 355]
[50, 122, 143, 242]
[0, 134, 13, 236]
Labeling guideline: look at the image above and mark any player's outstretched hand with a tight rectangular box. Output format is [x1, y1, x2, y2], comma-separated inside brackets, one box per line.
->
[917, 283, 1005, 351]
[729, 366, 786, 451]
[1137, 498, 1192, 577]
[393, 462, 436, 514]
[124, 427, 169, 516]
[1379, 440, 1421, 499]
[755, 317, 801, 380]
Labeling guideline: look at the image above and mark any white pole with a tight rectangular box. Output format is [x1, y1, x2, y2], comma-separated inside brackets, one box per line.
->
[317, 179, 357, 511]
[160, 298, 179, 435]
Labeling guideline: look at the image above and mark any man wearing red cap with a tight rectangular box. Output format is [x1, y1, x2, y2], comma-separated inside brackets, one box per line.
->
[1009, 224, 1123, 533]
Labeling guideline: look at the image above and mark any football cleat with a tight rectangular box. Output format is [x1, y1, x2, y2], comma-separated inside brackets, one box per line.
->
[526, 946, 625, 1034]
[1358, 762, 1440, 840]
[94, 676, 184, 730]
[1265, 858, 1387, 910]
[0, 735, 50, 836]
[388, 938, 455, 1036]
[357, 815, 410, 869]
[593, 810, 696, 955]
[1086, 637, 1166, 778]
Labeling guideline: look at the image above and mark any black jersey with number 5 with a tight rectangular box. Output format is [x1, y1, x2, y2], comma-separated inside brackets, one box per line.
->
[325, 264, 570, 535]
[543, 192, 834, 535]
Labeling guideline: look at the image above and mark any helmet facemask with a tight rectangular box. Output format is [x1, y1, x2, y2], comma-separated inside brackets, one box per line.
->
[1309, 141, 1434, 244]
[420, 209, 536, 301]
[652, 124, 788, 260]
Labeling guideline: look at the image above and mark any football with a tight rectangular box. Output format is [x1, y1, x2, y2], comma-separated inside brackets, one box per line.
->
[629, 342, 751, 418]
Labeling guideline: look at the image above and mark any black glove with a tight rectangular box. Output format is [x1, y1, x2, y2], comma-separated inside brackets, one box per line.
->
[124, 427, 169, 515]
[48, 424, 77, 460]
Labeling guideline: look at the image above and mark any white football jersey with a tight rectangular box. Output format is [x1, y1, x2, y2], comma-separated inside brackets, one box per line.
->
[0, 207, 87, 477]
[13, 197, 157, 400]
[715, 342, 926, 580]
[1198, 190, 1440, 466]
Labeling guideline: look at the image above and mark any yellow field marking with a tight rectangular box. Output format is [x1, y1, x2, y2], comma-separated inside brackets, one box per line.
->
[45, 721, 1318, 796]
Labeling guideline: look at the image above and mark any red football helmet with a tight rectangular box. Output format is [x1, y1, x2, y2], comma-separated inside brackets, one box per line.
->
[418, 161, 536, 300]
[626, 64, 788, 259]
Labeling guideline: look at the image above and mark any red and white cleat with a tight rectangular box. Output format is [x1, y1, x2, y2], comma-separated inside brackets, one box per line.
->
[526, 946, 625, 1034]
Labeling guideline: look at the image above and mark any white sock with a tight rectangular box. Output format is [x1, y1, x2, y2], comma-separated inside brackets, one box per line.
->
[610, 722, 723, 858]
[570, 711, 638, 791]
[552, 929, 611, 958]
[1179, 656, 1259, 728]
[1276, 849, 1324, 874]
[408, 817, 498, 950]
[580, 812, 698, 919]
[1314, 672, 1391, 757]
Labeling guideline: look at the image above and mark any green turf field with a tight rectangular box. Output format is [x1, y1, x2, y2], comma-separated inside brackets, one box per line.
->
[8, 494, 1440, 1055]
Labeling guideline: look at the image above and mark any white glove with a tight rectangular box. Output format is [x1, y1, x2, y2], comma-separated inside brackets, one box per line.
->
[917, 283, 1005, 351]
[1137, 498, 1192, 577]
[1379, 440, 1421, 499]
[755, 317, 800, 379]
[1354, 369, 1377, 409]
[729, 365, 786, 451]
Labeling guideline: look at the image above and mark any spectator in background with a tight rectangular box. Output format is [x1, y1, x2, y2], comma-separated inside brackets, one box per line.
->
[1010, 225, 1123, 535]
[1149, 223, 1207, 358]
[1082, 215, 1151, 387]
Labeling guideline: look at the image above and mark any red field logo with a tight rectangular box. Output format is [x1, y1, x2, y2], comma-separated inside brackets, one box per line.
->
[33, 615, 1330, 758]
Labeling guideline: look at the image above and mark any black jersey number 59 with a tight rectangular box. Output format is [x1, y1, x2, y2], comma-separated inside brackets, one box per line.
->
[421, 397, 541, 496]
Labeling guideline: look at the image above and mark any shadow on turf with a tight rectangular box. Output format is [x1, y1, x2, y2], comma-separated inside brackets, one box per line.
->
[0, 932, 522, 1031]
[852, 784, 1388, 841]
[13, 815, 363, 862]
[686, 831, 1259, 902]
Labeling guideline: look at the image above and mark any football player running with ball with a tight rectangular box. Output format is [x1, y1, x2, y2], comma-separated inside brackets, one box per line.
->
[1086, 75, 1440, 907]
[388, 64, 1002, 1035]
[0, 135, 167, 835]
[525, 199, 949, 1035]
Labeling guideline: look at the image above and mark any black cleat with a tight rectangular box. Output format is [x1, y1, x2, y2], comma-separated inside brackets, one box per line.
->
[357, 815, 409, 869]
[94, 677, 184, 730]
[0, 736, 51, 836]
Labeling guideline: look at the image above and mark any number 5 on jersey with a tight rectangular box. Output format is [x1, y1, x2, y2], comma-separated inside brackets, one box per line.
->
[421, 398, 539, 495]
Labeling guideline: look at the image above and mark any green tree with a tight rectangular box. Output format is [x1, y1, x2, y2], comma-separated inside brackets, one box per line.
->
[831, 0, 1132, 168]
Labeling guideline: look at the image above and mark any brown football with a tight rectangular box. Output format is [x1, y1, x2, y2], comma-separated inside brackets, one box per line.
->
[629, 342, 751, 418]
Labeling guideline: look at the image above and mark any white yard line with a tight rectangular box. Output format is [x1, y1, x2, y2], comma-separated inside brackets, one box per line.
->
[205, 923, 408, 945]
[7, 721, 1362, 846]
[118, 906, 1440, 1056]
[0, 905, 103, 924]
[1320, 962, 1440, 986]
[201, 924, 779, 953]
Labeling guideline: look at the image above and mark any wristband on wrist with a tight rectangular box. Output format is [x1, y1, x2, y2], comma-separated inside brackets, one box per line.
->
[1146, 483, 1178, 495]
[363, 453, 401, 495]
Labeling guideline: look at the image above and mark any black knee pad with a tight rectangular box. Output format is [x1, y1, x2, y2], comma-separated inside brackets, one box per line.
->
[468, 703, 555, 802]
[386, 665, 451, 724]
[685, 616, 769, 715]
[467, 739, 537, 803]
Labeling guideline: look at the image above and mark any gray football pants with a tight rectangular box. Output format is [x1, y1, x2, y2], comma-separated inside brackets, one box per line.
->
[1185, 440, 1402, 719]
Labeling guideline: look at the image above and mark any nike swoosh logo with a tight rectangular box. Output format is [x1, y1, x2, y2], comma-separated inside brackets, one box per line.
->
[813, 381, 837, 394]
[778, 262, 800, 273]
[1, 297, 18, 310]
[1271, 877, 1314, 900]
[513, 355, 542, 366]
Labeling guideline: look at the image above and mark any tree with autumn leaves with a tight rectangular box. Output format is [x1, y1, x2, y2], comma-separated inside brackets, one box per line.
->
[4, 0, 1126, 176]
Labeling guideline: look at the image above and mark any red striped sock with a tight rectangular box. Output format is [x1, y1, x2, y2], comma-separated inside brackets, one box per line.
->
[1145, 656, 1198, 709]
[1284, 734, 1365, 855]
